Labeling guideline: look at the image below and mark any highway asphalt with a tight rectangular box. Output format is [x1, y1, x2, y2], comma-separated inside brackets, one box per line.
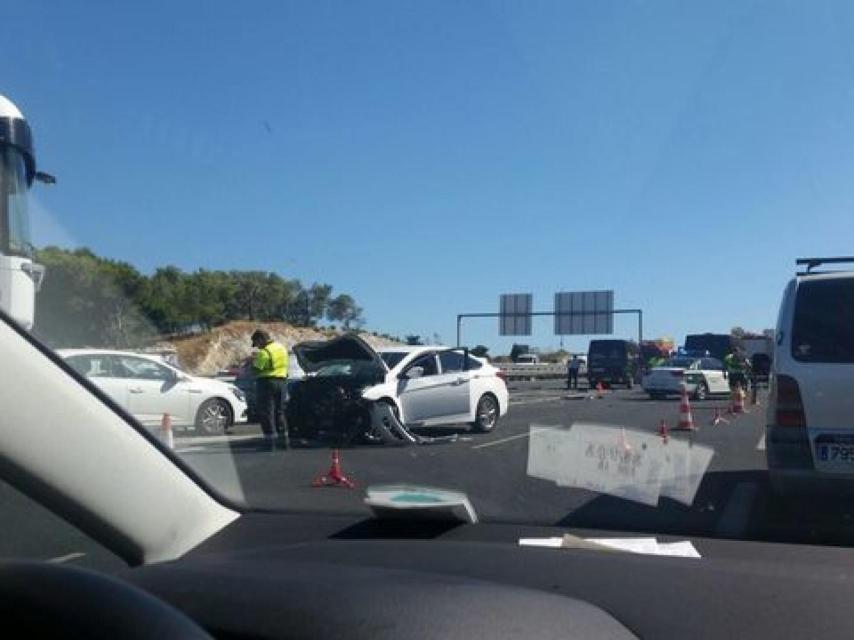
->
[4, 380, 854, 572]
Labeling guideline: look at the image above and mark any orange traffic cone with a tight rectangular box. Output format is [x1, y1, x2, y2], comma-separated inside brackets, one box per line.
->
[312, 449, 356, 489]
[729, 385, 746, 415]
[658, 419, 669, 442]
[711, 406, 729, 426]
[160, 413, 174, 450]
[675, 384, 696, 431]
[596, 381, 606, 399]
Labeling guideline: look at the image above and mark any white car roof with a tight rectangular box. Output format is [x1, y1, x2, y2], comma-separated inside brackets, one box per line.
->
[57, 348, 173, 365]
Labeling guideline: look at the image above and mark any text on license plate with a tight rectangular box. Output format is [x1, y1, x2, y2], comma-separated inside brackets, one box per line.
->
[816, 443, 854, 465]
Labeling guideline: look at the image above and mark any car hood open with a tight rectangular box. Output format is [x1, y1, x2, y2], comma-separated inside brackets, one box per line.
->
[292, 333, 388, 376]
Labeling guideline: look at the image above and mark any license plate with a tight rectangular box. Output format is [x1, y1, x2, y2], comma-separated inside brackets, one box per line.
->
[815, 435, 854, 473]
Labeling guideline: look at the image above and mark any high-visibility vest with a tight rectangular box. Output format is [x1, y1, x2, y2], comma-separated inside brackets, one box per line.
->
[253, 341, 288, 378]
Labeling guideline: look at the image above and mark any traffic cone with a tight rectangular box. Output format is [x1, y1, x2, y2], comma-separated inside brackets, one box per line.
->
[711, 406, 729, 426]
[729, 385, 746, 415]
[596, 381, 606, 399]
[658, 419, 669, 443]
[312, 449, 355, 489]
[160, 413, 174, 450]
[675, 384, 696, 431]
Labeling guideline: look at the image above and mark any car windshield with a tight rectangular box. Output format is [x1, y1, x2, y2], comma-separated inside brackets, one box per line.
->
[8, 2, 854, 569]
[663, 358, 696, 369]
[379, 352, 406, 369]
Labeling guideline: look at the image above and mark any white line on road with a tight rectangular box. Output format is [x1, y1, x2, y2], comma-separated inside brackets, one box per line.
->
[756, 434, 766, 451]
[510, 397, 563, 407]
[48, 552, 86, 564]
[715, 482, 758, 538]
[471, 432, 531, 450]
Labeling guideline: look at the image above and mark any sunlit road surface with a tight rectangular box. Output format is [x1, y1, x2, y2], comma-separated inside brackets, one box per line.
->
[3, 380, 853, 573]
[177, 380, 854, 548]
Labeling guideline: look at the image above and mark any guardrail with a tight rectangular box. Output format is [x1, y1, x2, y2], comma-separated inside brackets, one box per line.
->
[498, 363, 569, 381]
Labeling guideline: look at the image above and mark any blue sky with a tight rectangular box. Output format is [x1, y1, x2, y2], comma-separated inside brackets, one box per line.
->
[8, 1, 854, 352]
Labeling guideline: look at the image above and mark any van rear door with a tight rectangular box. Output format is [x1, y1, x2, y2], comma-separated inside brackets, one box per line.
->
[787, 277, 854, 471]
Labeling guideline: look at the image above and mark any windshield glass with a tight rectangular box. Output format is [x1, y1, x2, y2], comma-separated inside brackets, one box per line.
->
[9, 2, 854, 565]
[379, 352, 406, 369]
[662, 358, 696, 368]
[0, 147, 32, 257]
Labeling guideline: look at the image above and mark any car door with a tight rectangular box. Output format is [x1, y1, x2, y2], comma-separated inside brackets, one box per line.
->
[701, 358, 729, 393]
[435, 349, 474, 421]
[114, 355, 192, 426]
[65, 354, 129, 412]
[396, 353, 447, 424]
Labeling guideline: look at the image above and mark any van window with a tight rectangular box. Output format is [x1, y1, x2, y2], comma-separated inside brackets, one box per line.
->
[791, 279, 854, 363]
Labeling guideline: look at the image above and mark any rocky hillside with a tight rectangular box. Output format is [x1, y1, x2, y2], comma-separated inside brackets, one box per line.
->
[158, 321, 401, 376]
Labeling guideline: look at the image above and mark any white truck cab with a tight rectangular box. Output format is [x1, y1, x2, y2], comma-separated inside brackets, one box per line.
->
[0, 94, 52, 331]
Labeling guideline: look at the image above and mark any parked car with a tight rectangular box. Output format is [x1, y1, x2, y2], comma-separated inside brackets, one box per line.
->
[642, 356, 729, 400]
[767, 257, 854, 496]
[587, 339, 640, 389]
[59, 349, 248, 434]
[286, 335, 509, 443]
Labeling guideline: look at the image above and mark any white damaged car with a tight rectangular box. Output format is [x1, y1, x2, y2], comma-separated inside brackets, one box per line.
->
[286, 335, 509, 444]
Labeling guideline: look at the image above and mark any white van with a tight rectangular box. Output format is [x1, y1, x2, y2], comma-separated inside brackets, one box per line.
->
[767, 257, 854, 495]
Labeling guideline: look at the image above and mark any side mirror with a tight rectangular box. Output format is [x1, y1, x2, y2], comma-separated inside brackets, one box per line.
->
[401, 366, 425, 380]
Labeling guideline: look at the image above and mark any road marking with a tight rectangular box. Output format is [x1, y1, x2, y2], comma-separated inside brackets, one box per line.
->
[472, 432, 531, 450]
[48, 552, 86, 564]
[174, 433, 259, 446]
[715, 482, 758, 538]
[756, 434, 766, 451]
[510, 397, 563, 407]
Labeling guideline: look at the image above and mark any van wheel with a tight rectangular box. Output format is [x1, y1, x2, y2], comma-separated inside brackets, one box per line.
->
[694, 381, 709, 401]
[471, 395, 499, 433]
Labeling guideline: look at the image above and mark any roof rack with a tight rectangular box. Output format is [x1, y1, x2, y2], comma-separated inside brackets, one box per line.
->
[796, 256, 854, 275]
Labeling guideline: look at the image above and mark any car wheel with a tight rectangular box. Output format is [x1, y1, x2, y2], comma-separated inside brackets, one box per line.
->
[195, 398, 232, 435]
[471, 394, 499, 433]
[694, 381, 709, 401]
[363, 401, 405, 444]
[626, 377, 634, 390]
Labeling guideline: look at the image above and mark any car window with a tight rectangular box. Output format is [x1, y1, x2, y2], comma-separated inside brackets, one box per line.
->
[439, 350, 466, 373]
[466, 355, 483, 370]
[114, 356, 174, 381]
[792, 278, 854, 362]
[66, 354, 117, 378]
[380, 352, 406, 369]
[408, 354, 438, 377]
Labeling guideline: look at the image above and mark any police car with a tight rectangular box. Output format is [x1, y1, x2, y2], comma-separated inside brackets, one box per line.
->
[642, 353, 730, 400]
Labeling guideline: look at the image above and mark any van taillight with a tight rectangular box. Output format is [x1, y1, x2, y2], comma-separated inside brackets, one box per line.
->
[774, 374, 806, 428]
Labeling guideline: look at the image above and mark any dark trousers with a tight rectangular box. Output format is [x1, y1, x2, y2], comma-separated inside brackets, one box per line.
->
[567, 369, 579, 389]
[256, 377, 287, 439]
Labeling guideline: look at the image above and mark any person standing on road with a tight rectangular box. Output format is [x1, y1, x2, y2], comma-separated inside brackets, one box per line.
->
[724, 348, 750, 392]
[567, 355, 581, 390]
[251, 329, 289, 451]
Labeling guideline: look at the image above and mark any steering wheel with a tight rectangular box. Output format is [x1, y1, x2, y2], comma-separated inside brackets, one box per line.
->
[0, 561, 212, 639]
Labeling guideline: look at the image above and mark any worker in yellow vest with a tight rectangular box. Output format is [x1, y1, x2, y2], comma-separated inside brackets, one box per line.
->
[251, 329, 289, 451]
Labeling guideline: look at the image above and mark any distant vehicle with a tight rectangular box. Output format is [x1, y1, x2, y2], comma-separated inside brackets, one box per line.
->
[587, 339, 640, 389]
[515, 353, 540, 365]
[642, 356, 729, 400]
[683, 333, 741, 362]
[286, 335, 509, 443]
[767, 257, 854, 496]
[742, 336, 773, 384]
[59, 349, 248, 434]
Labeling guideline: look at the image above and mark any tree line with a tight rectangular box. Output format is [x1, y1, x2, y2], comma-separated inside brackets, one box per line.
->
[34, 246, 365, 348]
